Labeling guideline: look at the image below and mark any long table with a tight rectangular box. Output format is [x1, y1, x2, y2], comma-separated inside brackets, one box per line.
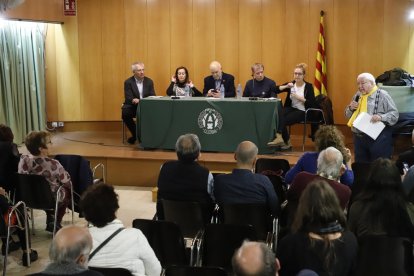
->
[137, 97, 282, 154]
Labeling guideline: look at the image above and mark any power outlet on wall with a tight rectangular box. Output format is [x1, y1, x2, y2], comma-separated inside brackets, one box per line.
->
[51, 122, 58, 127]
[58, 122, 64, 127]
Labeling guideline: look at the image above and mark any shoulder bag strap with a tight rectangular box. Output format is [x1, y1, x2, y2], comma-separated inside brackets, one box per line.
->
[89, 227, 125, 260]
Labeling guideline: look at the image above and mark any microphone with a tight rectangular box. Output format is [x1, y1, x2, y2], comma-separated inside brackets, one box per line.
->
[355, 95, 360, 102]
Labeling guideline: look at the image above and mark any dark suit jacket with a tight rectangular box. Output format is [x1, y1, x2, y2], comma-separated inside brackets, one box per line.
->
[123, 76, 155, 108]
[0, 142, 19, 191]
[203, 72, 235, 97]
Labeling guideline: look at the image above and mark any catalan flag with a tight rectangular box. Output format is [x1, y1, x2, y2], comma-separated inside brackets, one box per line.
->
[314, 11, 327, 96]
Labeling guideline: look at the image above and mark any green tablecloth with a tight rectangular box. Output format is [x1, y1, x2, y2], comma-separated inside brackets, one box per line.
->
[137, 97, 282, 154]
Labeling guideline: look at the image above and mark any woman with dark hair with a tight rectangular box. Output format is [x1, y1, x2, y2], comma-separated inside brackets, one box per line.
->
[166, 66, 202, 97]
[285, 125, 354, 186]
[18, 131, 72, 232]
[348, 158, 414, 239]
[277, 180, 358, 276]
[80, 183, 161, 276]
[0, 125, 37, 265]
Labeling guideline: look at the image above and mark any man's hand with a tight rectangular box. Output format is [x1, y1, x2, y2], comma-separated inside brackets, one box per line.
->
[371, 114, 382, 123]
[132, 98, 140, 104]
[207, 89, 220, 98]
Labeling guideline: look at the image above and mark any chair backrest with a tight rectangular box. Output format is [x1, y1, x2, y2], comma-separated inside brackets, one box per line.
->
[89, 266, 133, 276]
[165, 265, 227, 276]
[14, 173, 55, 210]
[255, 158, 290, 177]
[355, 235, 414, 276]
[161, 199, 212, 238]
[350, 162, 372, 204]
[132, 219, 187, 267]
[220, 203, 272, 241]
[201, 224, 257, 271]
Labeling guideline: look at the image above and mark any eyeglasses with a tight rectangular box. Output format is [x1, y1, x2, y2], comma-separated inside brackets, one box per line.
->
[293, 72, 304, 76]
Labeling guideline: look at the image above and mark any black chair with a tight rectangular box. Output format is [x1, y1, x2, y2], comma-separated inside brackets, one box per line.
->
[165, 265, 227, 276]
[355, 235, 414, 276]
[132, 219, 187, 267]
[14, 173, 74, 236]
[255, 158, 290, 203]
[200, 224, 257, 271]
[89, 266, 133, 276]
[220, 203, 275, 243]
[349, 162, 372, 206]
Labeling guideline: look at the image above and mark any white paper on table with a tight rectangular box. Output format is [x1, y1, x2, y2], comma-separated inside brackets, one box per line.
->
[352, 112, 385, 140]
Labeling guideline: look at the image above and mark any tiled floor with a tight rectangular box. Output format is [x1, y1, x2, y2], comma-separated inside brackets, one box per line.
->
[1, 186, 156, 276]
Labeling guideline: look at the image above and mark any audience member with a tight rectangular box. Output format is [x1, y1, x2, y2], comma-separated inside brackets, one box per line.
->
[348, 158, 414, 239]
[345, 72, 398, 162]
[232, 241, 280, 276]
[203, 61, 235, 98]
[0, 124, 20, 192]
[80, 183, 161, 276]
[243, 63, 278, 98]
[156, 133, 214, 219]
[268, 63, 316, 150]
[396, 129, 414, 174]
[18, 131, 72, 232]
[166, 66, 202, 97]
[122, 61, 156, 144]
[277, 180, 358, 276]
[214, 141, 279, 216]
[285, 125, 354, 186]
[30, 225, 102, 276]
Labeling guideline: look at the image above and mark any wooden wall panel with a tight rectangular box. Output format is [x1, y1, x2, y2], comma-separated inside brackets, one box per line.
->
[215, 0, 239, 82]
[147, 0, 171, 96]
[238, 0, 262, 86]
[77, 0, 103, 120]
[193, 0, 215, 90]
[101, 0, 126, 120]
[45, 25, 58, 121]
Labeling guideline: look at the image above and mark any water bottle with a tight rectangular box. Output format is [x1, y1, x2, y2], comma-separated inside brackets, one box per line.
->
[290, 86, 296, 99]
[184, 85, 190, 97]
[237, 84, 242, 99]
[220, 84, 225, 99]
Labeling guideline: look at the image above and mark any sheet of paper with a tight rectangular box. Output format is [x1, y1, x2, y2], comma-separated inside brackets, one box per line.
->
[352, 112, 385, 140]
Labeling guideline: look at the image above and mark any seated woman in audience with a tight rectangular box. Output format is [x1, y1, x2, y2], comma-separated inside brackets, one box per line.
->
[285, 125, 354, 186]
[348, 158, 414, 239]
[166, 66, 202, 97]
[0, 124, 20, 192]
[18, 131, 72, 232]
[80, 183, 161, 276]
[277, 179, 358, 276]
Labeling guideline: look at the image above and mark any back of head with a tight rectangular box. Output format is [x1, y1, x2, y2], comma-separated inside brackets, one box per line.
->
[49, 225, 92, 265]
[364, 158, 402, 194]
[24, 131, 49, 155]
[80, 183, 119, 227]
[0, 124, 14, 142]
[232, 241, 277, 276]
[175, 133, 201, 162]
[292, 179, 345, 233]
[235, 141, 258, 167]
[317, 147, 343, 180]
[314, 125, 350, 163]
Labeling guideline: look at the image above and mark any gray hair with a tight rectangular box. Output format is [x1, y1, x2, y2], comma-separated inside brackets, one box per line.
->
[232, 241, 277, 276]
[235, 141, 258, 166]
[317, 146, 343, 180]
[175, 133, 201, 162]
[357, 72, 376, 85]
[49, 232, 92, 264]
[131, 61, 144, 72]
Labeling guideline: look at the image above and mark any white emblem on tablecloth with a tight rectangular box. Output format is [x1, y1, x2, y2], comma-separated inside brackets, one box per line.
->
[198, 108, 223, 134]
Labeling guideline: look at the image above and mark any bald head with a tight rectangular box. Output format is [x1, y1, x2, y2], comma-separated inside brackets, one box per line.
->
[235, 141, 258, 168]
[232, 241, 278, 276]
[210, 61, 223, 80]
[50, 225, 92, 265]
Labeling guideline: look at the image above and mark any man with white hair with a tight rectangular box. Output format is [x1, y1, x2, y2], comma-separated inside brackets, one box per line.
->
[345, 72, 398, 162]
[122, 61, 156, 144]
[30, 225, 102, 276]
[203, 61, 235, 98]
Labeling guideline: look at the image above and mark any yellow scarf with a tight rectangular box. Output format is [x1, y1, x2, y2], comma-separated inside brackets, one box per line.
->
[347, 86, 378, 127]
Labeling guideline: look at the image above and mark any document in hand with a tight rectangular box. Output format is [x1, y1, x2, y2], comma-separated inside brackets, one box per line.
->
[352, 112, 385, 140]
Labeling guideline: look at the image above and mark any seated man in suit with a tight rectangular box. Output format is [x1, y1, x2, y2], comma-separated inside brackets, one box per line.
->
[122, 61, 156, 144]
[203, 61, 235, 98]
[243, 63, 278, 98]
[214, 141, 279, 216]
[286, 147, 351, 227]
[30, 225, 102, 276]
[156, 133, 214, 219]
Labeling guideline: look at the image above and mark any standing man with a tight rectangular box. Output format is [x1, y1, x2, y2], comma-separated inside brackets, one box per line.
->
[122, 61, 155, 144]
[203, 61, 235, 98]
[243, 63, 278, 98]
[345, 72, 398, 162]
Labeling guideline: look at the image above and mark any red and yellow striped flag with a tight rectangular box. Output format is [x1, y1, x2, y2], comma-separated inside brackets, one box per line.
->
[314, 11, 327, 96]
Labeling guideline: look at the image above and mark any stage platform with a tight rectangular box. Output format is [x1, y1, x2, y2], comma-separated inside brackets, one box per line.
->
[38, 130, 323, 187]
